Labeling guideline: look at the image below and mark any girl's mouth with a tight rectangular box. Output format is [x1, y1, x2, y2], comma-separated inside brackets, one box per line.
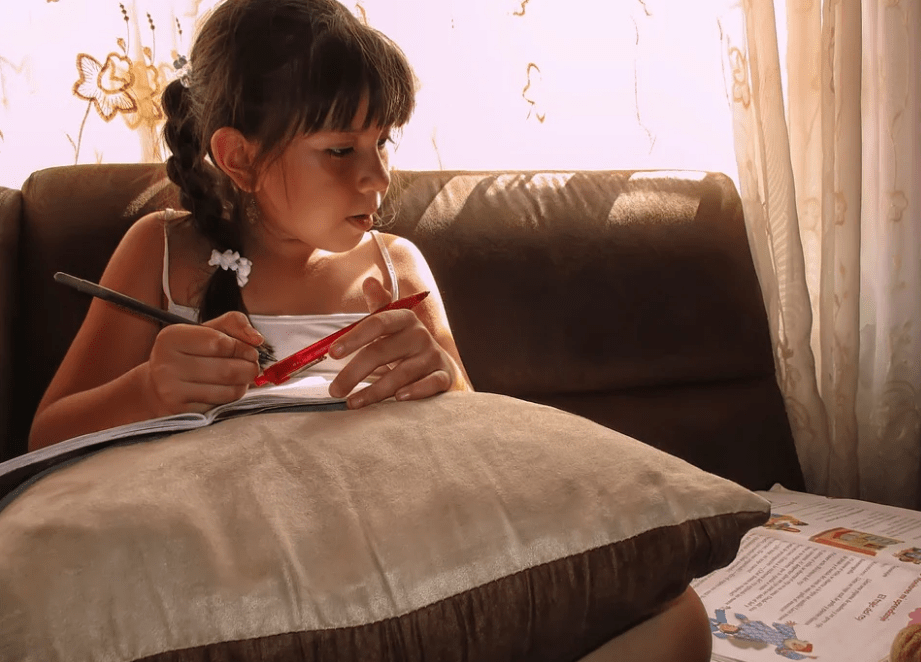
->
[347, 214, 374, 231]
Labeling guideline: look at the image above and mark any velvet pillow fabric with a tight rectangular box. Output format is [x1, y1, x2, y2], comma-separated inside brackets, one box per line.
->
[0, 392, 769, 661]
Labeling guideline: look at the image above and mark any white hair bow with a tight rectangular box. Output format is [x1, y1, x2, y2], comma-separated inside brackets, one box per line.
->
[173, 55, 192, 89]
[209, 249, 252, 288]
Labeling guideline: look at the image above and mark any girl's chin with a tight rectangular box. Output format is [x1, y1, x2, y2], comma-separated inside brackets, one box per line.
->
[256, 216, 372, 254]
[347, 214, 374, 232]
[318, 218, 373, 254]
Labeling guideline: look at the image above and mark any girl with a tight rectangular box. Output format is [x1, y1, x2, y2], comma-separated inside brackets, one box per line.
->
[26, 5, 713, 657]
[28, 0, 473, 451]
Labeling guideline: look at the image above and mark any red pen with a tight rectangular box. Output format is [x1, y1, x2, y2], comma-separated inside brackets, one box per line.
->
[253, 290, 430, 386]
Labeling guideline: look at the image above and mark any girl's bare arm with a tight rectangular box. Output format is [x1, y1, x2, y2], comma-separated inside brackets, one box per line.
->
[28, 213, 260, 451]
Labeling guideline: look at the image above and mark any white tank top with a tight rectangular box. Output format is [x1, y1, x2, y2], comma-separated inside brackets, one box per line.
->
[162, 222, 399, 382]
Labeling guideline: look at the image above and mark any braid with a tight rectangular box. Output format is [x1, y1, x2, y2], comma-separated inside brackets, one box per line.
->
[162, 79, 247, 323]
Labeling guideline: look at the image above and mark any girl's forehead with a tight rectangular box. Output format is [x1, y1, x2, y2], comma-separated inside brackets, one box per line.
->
[316, 102, 387, 135]
[322, 95, 372, 132]
[297, 122, 387, 144]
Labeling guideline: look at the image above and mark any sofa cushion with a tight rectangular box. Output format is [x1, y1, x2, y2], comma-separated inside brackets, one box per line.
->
[385, 170, 773, 393]
[7, 164, 804, 493]
[0, 392, 769, 661]
[383, 169, 804, 491]
[11, 165, 179, 459]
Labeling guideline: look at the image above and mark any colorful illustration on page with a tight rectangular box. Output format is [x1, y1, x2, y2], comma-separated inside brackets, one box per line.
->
[893, 547, 921, 565]
[763, 514, 809, 534]
[709, 609, 818, 659]
[909, 607, 921, 626]
[808, 528, 903, 557]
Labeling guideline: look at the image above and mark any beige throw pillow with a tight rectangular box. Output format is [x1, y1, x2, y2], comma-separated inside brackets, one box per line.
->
[0, 391, 769, 661]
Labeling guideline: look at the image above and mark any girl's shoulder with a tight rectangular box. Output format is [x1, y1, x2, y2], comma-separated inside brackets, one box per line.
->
[97, 209, 189, 308]
[127, 209, 207, 264]
[115, 209, 172, 257]
[128, 208, 193, 239]
[372, 231, 425, 266]
[128, 208, 211, 306]
[371, 231, 436, 292]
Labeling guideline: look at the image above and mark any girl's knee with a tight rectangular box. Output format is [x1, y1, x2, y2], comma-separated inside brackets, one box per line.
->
[576, 586, 712, 662]
[669, 585, 713, 662]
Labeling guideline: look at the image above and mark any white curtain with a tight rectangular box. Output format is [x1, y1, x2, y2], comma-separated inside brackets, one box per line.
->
[1, 0, 919, 508]
[856, 1, 921, 508]
[732, 0, 921, 508]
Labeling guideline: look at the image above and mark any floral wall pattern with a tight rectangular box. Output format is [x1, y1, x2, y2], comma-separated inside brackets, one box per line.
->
[70, 4, 184, 165]
[0, 0, 741, 188]
[0, 0, 202, 187]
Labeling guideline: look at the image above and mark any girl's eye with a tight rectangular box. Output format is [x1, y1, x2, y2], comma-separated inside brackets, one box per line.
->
[327, 147, 354, 157]
[377, 135, 392, 149]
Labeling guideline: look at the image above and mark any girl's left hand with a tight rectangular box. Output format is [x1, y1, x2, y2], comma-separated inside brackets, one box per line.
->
[327, 277, 458, 408]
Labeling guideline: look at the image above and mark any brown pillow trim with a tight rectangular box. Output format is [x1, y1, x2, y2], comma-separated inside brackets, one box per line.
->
[134, 509, 766, 662]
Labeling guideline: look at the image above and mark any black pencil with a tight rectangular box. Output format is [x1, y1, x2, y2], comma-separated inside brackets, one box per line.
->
[54, 272, 195, 326]
[53, 272, 276, 364]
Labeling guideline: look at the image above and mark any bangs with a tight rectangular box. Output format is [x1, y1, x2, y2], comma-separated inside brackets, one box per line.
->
[309, 27, 416, 133]
[256, 17, 416, 148]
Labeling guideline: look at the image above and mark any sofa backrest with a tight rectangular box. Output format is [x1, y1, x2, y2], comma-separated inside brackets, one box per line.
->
[4, 166, 171, 458]
[0, 186, 21, 465]
[0, 164, 805, 492]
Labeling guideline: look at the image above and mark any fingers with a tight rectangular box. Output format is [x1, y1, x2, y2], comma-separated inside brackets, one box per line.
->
[148, 377, 252, 414]
[327, 309, 421, 377]
[362, 276, 393, 313]
[145, 316, 262, 416]
[157, 343, 260, 385]
[145, 352, 255, 415]
[327, 310, 456, 407]
[328, 308, 415, 360]
[160, 321, 260, 365]
[347, 367, 453, 409]
[203, 310, 266, 348]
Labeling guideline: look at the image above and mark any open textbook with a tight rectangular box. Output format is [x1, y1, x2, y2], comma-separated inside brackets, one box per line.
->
[692, 486, 921, 662]
[0, 375, 355, 502]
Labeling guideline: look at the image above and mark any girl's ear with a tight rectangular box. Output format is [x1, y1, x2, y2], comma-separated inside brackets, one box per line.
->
[211, 127, 258, 192]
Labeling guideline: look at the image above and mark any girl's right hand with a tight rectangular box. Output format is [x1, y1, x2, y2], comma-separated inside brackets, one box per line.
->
[144, 311, 263, 416]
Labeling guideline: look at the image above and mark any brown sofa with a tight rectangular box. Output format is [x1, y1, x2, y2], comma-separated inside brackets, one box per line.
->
[0, 163, 804, 492]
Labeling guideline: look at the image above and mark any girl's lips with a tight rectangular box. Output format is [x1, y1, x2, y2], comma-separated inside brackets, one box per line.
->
[348, 214, 374, 231]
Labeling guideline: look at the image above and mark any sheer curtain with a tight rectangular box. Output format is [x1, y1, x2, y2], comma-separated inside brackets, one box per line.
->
[2, 0, 919, 508]
[733, 0, 921, 508]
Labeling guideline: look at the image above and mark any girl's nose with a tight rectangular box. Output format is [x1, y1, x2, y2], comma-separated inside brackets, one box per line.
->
[360, 149, 390, 195]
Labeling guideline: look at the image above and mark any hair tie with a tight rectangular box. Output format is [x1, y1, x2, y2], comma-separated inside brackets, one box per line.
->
[173, 55, 192, 89]
[209, 249, 252, 287]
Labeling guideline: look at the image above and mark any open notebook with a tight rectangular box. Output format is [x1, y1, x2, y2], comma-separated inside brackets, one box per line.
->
[0, 375, 357, 504]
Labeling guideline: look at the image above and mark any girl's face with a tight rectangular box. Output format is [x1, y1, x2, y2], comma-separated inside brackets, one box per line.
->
[251, 99, 392, 256]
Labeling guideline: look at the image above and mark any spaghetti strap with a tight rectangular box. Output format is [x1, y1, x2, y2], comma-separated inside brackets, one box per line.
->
[162, 220, 176, 308]
[370, 230, 399, 301]
[161, 211, 197, 322]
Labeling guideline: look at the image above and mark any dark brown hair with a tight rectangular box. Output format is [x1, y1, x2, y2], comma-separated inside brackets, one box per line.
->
[161, 0, 415, 322]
